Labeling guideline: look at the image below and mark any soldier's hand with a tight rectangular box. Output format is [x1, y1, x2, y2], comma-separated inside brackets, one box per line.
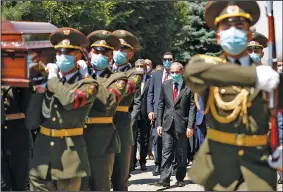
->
[148, 112, 154, 121]
[256, 65, 279, 92]
[77, 60, 89, 78]
[47, 63, 59, 79]
[34, 82, 46, 93]
[186, 128, 194, 137]
[268, 145, 283, 172]
[157, 126, 162, 136]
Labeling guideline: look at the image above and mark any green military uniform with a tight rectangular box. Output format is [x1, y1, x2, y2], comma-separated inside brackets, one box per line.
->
[184, 1, 277, 191]
[27, 28, 99, 191]
[111, 30, 143, 191]
[247, 29, 268, 64]
[83, 30, 128, 191]
[1, 86, 33, 191]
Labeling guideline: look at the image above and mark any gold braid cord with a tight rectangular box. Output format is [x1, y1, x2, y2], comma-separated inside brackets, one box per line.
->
[208, 87, 250, 124]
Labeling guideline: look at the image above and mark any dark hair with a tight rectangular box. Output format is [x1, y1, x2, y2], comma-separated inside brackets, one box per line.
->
[163, 52, 175, 60]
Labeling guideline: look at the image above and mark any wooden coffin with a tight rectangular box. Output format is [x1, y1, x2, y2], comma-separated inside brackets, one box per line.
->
[1, 20, 58, 87]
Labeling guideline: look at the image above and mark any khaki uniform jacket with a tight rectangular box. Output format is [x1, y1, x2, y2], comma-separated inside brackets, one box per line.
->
[113, 68, 143, 145]
[184, 54, 276, 190]
[83, 69, 128, 156]
[28, 72, 98, 180]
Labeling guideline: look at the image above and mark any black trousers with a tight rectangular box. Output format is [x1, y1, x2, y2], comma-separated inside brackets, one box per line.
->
[152, 121, 162, 167]
[160, 127, 187, 183]
[1, 150, 31, 191]
[135, 119, 151, 165]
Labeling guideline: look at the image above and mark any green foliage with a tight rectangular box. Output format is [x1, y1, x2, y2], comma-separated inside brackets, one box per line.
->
[1, 1, 221, 67]
[174, 1, 222, 64]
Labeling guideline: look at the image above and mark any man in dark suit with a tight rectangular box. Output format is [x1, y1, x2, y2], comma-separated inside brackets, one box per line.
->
[131, 61, 151, 172]
[155, 62, 195, 188]
[147, 52, 174, 176]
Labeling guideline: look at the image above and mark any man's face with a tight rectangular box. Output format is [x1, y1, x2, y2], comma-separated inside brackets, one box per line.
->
[145, 60, 153, 74]
[56, 49, 82, 63]
[120, 46, 134, 61]
[91, 47, 113, 62]
[163, 54, 173, 63]
[247, 46, 264, 58]
[277, 61, 282, 73]
[170, 64, 182, 75]
[135, 62, 146, 72]
[216, 18, 252, 45]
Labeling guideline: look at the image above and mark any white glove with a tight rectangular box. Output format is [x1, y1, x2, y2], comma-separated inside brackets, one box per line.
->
[47, 63, 59, 79]
[77, 60, 89, 77]
[268, 145, 283, 171]
[256, 65, 279, 92]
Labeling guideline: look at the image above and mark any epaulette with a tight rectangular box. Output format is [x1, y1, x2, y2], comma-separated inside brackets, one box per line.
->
[196, 54, 226, 64]
[102, 72, 128, 88]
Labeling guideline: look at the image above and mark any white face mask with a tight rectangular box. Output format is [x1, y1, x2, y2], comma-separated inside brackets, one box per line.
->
[146, 65, 151, 73]
[278, 65, 282, 73]
[136, 67, 144, 72]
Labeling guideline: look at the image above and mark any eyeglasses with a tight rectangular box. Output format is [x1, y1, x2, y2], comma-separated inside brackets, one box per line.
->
[163, 58, 173, 62]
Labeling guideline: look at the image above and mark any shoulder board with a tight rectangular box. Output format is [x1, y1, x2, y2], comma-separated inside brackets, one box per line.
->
[196, 54, 226, 64]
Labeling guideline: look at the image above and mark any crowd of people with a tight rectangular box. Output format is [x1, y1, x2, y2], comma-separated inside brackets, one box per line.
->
[1, 1, 283, 192]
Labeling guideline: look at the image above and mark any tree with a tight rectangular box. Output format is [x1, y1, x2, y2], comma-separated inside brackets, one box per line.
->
[173, 1, 222, 64]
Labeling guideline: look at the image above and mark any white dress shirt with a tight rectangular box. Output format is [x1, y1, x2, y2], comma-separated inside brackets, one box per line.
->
[141, 74, 147, 93]
[162, 69, 170, 83]
[227, 55, 251, 66]
[60, 71, 78, 82]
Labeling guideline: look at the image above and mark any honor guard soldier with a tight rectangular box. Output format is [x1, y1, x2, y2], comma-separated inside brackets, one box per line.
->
[184, 1, 280, 191]
[26, 27, 99, 191]
[247, 27, 268, 64]
[82, 30, 128, 191]
[111, 30, 143, 191]
[1, 77, 33, 191]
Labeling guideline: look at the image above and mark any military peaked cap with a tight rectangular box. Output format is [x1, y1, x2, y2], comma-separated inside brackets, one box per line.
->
[205, 1, 260, 29]
[87, 30, 121, 50]
[248, 27, 268, 48]
[50, 27, 89, 49]
[112, 30, 141, 52]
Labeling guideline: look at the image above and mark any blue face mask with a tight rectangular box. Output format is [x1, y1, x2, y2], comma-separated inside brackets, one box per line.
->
[163, 60, 172, 69]
[219, 27, 248, 55]
[27, 54, 33, 65]
[91, 54, 109, 71]
[113, 51, 127, 65]
[56, 54, 75, 73]
[278, 66, 283, 73]
[249, 53, 261, 63]
[170, 73, 182, 83]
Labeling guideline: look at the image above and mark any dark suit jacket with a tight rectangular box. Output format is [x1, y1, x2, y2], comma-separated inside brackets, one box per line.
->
[157, 79, 196, 134]
[147, 70, 163, 118]
[131, 74, 151, 123]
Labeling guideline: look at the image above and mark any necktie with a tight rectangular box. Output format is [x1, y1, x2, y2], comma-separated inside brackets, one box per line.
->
[60, 77, 66, 84]
[173, 82, 178, 103]
[141, 77, 146, 93]
[235, 59, 241, 66]
[164, 71, 169, 82]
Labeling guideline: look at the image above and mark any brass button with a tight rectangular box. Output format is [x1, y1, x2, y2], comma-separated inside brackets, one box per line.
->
[4, 108, 7, 111]
[50, 141, 54, 146]
[238, 149, 244, 156]
[4, 126, 8, 129]
[52, 117, 56, 121]
[54, 105, 58, 108]
[84, 125, 87, 128]
[220, 89, 225, 94]
[4, 98, 7, 101]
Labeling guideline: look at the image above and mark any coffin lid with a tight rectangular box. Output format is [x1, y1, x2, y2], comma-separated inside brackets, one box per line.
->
[1, 20, 58, 50]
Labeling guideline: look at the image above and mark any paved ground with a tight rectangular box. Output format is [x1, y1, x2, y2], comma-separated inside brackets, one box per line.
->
[128, 159, 283, 191]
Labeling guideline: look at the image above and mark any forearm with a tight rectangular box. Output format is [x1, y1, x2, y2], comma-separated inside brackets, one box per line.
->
[184, 55, 257, 93]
